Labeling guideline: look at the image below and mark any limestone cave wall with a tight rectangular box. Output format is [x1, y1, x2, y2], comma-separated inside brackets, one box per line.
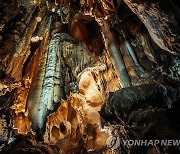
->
[0, 0, 180, 153]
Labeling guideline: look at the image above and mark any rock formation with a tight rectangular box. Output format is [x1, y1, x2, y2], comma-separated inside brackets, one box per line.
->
[0, 0, 179, 153]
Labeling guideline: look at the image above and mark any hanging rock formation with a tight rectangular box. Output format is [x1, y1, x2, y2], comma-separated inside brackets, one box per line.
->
[0, 0, 180, 153]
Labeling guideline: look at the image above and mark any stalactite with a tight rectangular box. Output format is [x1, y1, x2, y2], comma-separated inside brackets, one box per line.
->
[0, 6, 41, 92]
[80, 0, 132, 88]
[122, 0, 180, 55]
[124, 40, 148, 78]
[99, 20, 132, 88]
[27, 31, 63, 132]
[27, 22, 93, 132]
[0, 6, 36, 62]
[138, 33, 157, 64]
[0, 0, 180, 153]
[11, 28, 50, 135]
[119, 41, 137, 80]
[0, 8, 47, 98]
[31, 11, 47, 42]
[60, 33, 92, 78]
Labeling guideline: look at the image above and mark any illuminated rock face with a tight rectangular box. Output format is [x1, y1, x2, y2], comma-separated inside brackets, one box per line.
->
[27, 32, 63, 132]
[10, 40, 121, 151]
[44, 94, 109, 153]
[0, 0, 180, 153]
[45, 62, 120, 152]
[26, 30, 93, 132]
[78, 71, 103, 107]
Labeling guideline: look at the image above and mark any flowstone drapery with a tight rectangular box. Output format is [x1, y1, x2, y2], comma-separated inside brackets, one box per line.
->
[0, 0, 180, 153]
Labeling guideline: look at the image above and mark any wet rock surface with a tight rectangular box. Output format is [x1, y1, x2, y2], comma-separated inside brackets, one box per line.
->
[0, 0, 180, 153]
[100, 83, 180, 153]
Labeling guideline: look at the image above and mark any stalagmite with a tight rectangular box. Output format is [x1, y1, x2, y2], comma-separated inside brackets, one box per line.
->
[124, 40, 148, 78]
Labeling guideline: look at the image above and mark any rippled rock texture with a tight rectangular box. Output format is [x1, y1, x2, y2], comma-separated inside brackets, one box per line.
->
[0, 0, 180, 153]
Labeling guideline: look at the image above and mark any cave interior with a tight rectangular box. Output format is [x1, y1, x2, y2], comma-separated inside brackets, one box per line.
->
[0, 0, 180, 153]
